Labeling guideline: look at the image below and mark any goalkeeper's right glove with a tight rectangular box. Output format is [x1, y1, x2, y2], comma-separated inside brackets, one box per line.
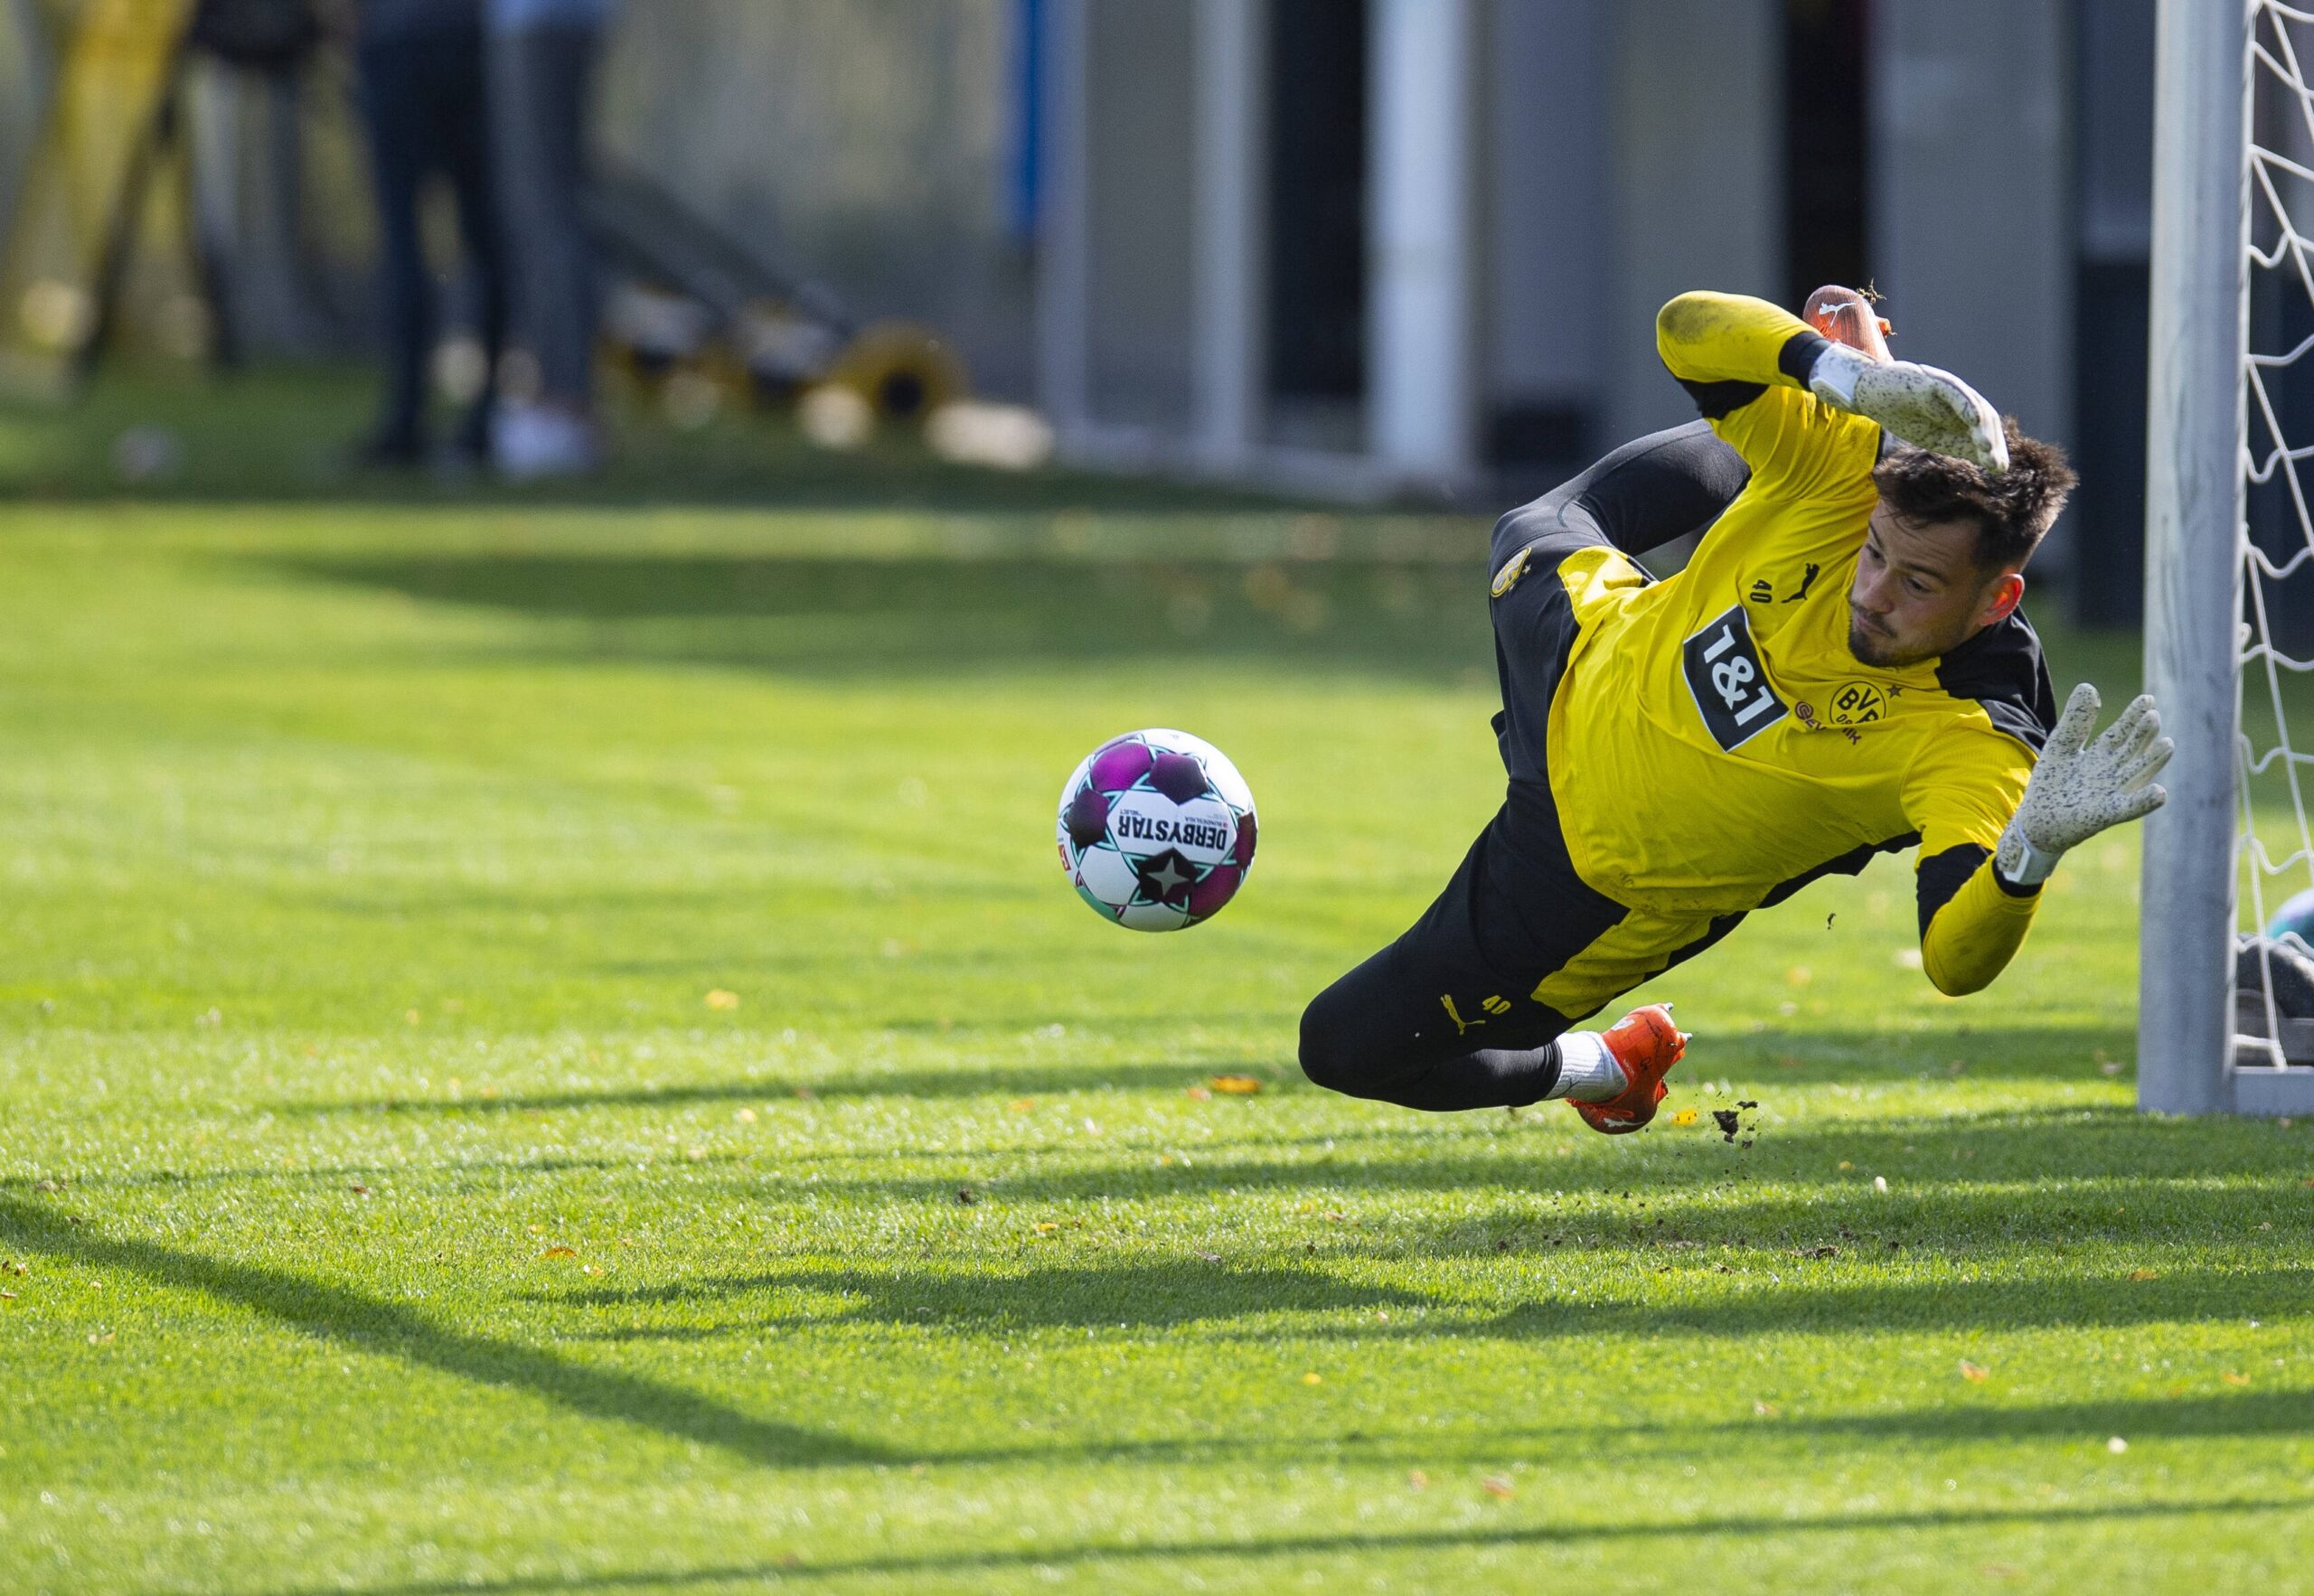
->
[1995, 682, 2173, 887]
[1808, 341, 2008, 474]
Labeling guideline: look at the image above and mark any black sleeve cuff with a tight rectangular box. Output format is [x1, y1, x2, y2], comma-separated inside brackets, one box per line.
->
[1778, 328, 1831, 387]
[1991, 862, 2044, 898]
[1917, 842, 2041, 935]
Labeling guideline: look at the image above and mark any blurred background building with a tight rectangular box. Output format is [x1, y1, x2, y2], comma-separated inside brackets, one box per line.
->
[1041, 0, 2155, 624]
[0, 0, 2159, 618]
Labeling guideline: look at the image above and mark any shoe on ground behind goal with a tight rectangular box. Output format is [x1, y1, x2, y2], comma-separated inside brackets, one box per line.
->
[1572, 1004, 1689, 1135]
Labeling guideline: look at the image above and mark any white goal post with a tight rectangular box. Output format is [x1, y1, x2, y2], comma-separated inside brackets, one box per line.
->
[2140, 0, 2314, 1114]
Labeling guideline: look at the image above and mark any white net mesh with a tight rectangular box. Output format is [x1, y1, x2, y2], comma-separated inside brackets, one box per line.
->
[2237, 1, 2314, 1065]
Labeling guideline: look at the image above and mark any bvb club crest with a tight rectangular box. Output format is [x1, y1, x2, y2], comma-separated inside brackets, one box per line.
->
[1828, 681, 1888, 726]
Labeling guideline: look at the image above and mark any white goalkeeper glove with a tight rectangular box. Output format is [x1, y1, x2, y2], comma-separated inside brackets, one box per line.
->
[1808, 342, 2008, 474]
[1995, 683, 2173, 887]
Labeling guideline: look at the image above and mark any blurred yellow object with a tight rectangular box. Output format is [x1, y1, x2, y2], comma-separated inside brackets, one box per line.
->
[823, 320, 967, 422]
[0, 0, 201, 387]
[19, 280, 95, 351]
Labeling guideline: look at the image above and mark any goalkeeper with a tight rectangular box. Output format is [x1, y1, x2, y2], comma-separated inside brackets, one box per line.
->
[1300, 286, 2172, 1133]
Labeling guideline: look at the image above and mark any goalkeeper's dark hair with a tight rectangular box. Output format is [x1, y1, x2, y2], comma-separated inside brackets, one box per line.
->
[1871, 419, 2076, 575]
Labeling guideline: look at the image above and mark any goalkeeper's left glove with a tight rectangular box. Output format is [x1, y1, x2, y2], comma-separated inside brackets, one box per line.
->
[1996, 682, 2173, 887]
[1808, 342, 2008, 474]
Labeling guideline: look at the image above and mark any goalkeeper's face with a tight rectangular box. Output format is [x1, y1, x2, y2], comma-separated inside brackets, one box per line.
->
[1848, 502, 2023, 668]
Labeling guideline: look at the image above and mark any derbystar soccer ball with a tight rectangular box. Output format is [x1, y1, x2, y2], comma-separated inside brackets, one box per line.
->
[1056, 728, 1257, 931]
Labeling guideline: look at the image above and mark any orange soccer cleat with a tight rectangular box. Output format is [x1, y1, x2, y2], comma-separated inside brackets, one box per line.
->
[1802, 283, 1893, 362]
[1571, 1004, 1690, 1135]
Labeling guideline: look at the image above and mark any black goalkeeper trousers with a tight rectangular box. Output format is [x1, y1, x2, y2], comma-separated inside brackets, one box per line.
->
[1301, 973, 1568, 1110]
[1298, 422, 1749, 1113]
[1299, 813, 1600, 1111]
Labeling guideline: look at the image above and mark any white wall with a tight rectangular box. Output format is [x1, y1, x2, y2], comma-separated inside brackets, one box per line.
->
[1870, 0, 2072, 448]
[1485, 0, 1608, 422]
[1369, 0, 1480, 479]
[1605, 0, 1783, 446]
[1082, 0, 1197, 429]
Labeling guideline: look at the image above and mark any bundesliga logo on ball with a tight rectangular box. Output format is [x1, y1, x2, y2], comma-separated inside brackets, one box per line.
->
[1056, 728, 1257, 931]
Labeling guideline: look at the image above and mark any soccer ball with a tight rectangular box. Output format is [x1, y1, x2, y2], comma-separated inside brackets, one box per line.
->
[1056, 728, 1256, 931]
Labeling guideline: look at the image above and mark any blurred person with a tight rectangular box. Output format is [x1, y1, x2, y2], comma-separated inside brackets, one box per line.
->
[349, 0, 505, 467]
[486, 0, 614, 479]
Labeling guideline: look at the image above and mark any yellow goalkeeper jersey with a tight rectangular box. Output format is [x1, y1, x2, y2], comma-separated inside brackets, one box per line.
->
[1532, 291, 2047, 995]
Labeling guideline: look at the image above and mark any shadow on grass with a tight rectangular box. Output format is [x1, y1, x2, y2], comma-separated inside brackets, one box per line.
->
[690, 1102, 2309, 1210]
[269, 1058, 1236, 1118]
[522, 1249, 2312, 1345]
[542, 1261, 1430, 1332]
[268, 1027, 2152, 1126]
[0, 1195, 882, 1470]
[1425, 1262, 2314, 1342]
[1801, 1386, 2314, 1444]
[267, 550, 1494, 681]
[268, 1495, 2311, 1595]
[926, 1386, 2314, 1473]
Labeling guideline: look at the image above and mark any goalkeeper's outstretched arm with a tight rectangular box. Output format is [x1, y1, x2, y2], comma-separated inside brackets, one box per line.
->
[1913, 685, 2172, 996]
[1656, 291, 2008, 474]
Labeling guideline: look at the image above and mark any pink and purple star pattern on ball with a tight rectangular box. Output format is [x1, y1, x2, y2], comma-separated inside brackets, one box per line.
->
[1054, 728, 1257, 932]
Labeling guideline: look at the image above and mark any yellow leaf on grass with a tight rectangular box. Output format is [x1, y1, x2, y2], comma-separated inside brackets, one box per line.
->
[1302, 1372, 1322, 1385]
[1209, 1075, 1263, 1095]
[705, 990, 740, 1010]
[541, 1245, 577, 1258]
[1959, 1359, 1989, 1383]
[2224, 1371, 2250, 1385]
[1033, 1222, 1059, 1234]
[1671, 1108, 1698, 1127]
[2129, 1269, 2159, 1281]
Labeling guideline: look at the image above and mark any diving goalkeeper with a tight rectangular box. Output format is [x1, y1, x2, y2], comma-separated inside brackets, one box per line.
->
[1299, 286, 2172, 1133]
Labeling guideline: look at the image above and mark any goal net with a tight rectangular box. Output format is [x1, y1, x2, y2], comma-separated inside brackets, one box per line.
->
[2144, 0, 2314, 1114]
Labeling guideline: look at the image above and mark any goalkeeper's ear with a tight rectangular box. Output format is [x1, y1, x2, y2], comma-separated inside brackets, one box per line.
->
[1976, 570, 2025, 629]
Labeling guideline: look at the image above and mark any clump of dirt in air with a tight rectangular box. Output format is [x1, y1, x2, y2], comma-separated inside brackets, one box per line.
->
[1712, 1099, 1762, 1147]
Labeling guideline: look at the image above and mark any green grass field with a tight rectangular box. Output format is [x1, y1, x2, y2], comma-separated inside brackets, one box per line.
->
[3, 374, 2310, 1593]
